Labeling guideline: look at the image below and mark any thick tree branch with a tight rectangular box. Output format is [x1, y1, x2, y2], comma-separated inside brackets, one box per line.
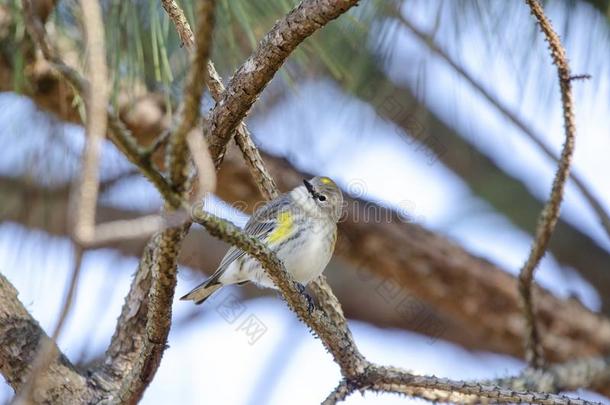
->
[519, 0, 577, 369]
[205, 0, 360, 167]
[0, 274, 92, 403]
[112, 225, 189, 404]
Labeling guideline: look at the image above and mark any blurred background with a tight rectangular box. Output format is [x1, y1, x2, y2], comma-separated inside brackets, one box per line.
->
[1, 0, 610, 403]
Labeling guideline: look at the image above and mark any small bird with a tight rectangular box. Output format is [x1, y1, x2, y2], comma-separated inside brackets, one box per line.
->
[181, 176, 343, 305]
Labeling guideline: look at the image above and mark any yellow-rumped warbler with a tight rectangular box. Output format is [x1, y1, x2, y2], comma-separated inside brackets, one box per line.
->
[181, 176, 343, 304]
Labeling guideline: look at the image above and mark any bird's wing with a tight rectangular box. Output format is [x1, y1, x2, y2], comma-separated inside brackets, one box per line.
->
[215, 194, 293, 273]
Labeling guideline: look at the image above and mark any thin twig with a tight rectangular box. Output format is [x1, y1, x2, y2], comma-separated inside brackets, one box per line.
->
[161, 1, 279, 195]
[186, 128, 217, 200]
[72, 0, 109, 244]
[569, 74, 591, 81]
[167, 0, 216, 189]
[13, 247, 84, 404]
[206, 62, 280, 195]
[519, 0, 578, 369]
[161, 0, 194, 47]
[322, 379, 356, 405]
[362, 365, 600, 405]
[22, 0, 181, 209]
[397, 12, 610, 241]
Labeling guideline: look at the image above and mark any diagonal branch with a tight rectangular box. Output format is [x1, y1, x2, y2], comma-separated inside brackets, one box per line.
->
[191, 207, 367, 377]
[519, 0, 578, 369]
[205, 0, 360, 167]
[190, 207, 598, 405]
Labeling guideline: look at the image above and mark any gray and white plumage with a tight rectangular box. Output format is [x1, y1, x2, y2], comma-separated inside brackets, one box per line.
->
[181, 176, 343, 304]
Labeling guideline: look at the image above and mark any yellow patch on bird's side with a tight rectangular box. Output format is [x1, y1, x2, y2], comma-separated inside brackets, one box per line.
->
[267, 211, 293, 244]
[320, 177, 332, 185]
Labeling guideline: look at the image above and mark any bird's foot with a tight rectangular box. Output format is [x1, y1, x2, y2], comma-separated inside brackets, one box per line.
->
[296, 283, 316, 314]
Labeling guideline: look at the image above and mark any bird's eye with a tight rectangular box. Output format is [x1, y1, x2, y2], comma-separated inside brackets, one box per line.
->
[318, 194, 327, 202]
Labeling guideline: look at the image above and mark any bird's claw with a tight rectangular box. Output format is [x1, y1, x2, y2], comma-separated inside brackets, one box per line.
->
[296, 283, 315, 314]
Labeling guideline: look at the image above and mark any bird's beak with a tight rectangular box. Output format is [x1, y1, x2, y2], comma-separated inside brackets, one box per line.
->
[303, 179, 316, 197]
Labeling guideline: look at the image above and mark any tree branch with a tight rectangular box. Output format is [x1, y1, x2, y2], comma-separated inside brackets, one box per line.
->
[322, 379, 355, 405]
[72, 0, 109, 244]
[190, 206, 598, 404]
[21, 0, 181, 208]
[492, 356, 610, 394]
[519, 0, 577, 369]
[205, 0, 360, 167]
[359, 365, 600, 405]
[0, 274, 92, 403]
[167, 0, 216, 189]
[191, 206, 367, 377]
[396, 11, 610, 242]
[112, 225, 189, 404]
[160, 0, 351, 330]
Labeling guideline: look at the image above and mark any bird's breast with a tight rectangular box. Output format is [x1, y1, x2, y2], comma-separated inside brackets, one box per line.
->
[282, 222, 335, 284]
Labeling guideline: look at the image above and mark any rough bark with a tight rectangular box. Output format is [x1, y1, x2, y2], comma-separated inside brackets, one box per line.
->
[0, 274, 93, 403]
[205, 0, 360, 166]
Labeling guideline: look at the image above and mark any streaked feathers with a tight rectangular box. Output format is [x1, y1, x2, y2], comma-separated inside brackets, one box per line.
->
[181, 176, 343, 304]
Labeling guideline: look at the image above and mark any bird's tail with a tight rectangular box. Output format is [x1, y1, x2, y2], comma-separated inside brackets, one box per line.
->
[180, 278, 223, 305]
